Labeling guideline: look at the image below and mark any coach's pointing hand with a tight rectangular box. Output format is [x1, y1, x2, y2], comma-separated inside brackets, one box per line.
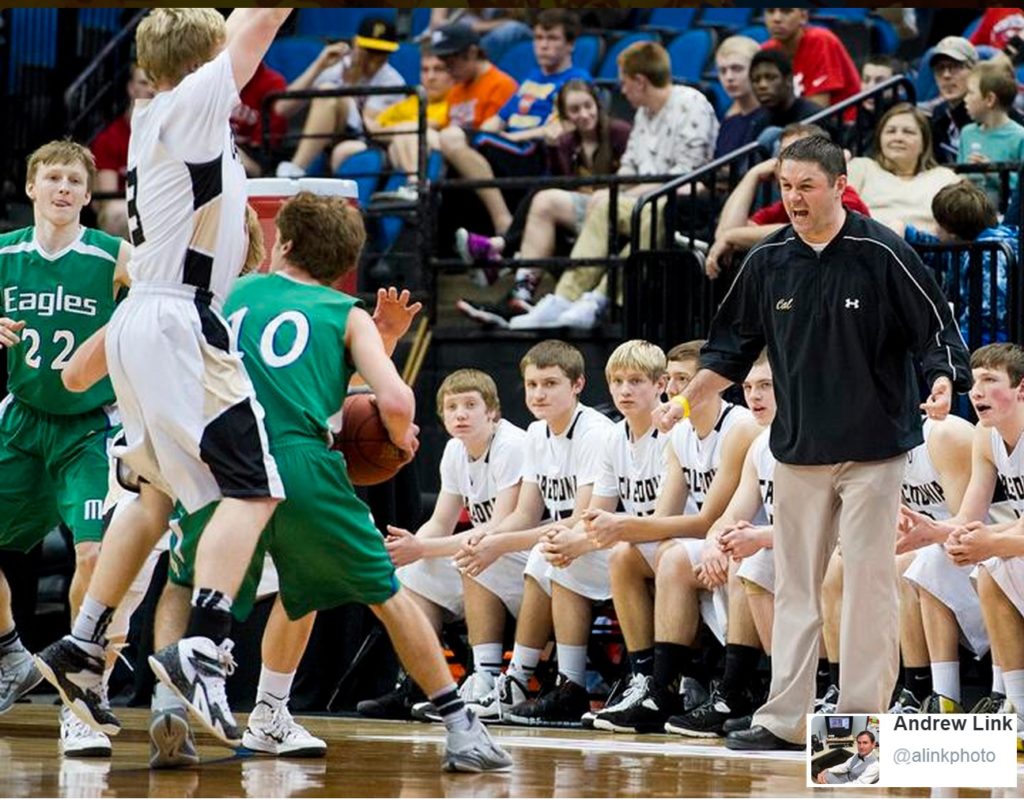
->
[920, 376, 953, 420]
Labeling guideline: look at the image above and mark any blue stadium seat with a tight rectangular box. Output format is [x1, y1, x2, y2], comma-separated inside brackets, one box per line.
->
[391, 42, 421, 86]
[296, 8, 396, 39]
[738, 25, 770, 44]
[264, 37, 323, 84]
[698, 8, 754, 31]
[496, 40, 539, 84]
[812, 8, 869, 21]
[377, 150, 443, 251]
[870, 16, 900, 55]
[79, 9, 122, 31]
[667, 29, 714, 83]
[642, 8, 698, 36]
[9, 8, 57, 70]
[573, 34, 603, 76]
[335, 148, 386, 207]
[597, 33, 657, 80]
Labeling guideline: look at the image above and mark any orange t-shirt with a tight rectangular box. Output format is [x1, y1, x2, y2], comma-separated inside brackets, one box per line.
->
[444, 65, 518, 130]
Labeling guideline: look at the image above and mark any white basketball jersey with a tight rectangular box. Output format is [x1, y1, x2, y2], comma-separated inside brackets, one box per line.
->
[439, 419, 527, 527]
[592, 420, 667, 517]
[669, 402, 753, 514]
[991, 427, 1024, 517]
[523, 404, 614, 521]
[126, 51, 248, 306]
[751, 427, 776, 524]
[901, 418, 952, 521]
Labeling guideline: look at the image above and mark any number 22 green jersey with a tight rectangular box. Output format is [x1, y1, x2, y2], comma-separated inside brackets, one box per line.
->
[0, 226, 120, 414]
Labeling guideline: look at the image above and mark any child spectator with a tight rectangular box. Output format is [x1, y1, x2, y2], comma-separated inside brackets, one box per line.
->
[432, 23, 518, 131]
[747, 50, 829, 146]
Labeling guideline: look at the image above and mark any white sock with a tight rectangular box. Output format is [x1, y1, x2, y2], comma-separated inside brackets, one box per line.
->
[508, 644, 543, 683]
[472, 643, 504, 677]
[256, 666, 295, 710]
[1002, 669, 1024, 712]
[931, 661, 961, 703]
[556, 643, 588, 688]
[993, 666, 1005, 695]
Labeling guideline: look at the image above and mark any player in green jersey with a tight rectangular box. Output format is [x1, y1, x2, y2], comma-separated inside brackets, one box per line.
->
[0, 140, 131, 756]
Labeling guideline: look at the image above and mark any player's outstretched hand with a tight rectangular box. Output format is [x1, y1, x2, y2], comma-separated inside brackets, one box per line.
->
[0, 318, 25, 348]
[920, 376, 953, 420]
[373, 287, 422, 343]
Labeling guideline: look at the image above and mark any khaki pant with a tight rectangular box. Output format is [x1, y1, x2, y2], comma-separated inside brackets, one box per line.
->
[753, 456, 904, 744]
[554, 194, 665, 302]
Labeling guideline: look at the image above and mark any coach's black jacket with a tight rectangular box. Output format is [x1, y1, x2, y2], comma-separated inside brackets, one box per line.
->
[700, 211, 971, 465]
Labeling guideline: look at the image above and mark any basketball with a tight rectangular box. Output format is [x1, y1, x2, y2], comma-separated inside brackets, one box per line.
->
[334, 393, 412, 486]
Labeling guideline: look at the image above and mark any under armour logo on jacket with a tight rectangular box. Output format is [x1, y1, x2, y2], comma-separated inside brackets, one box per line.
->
[844, 298, 860, 309]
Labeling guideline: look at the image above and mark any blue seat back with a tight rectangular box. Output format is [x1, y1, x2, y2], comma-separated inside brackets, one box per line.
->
[667, 29, 714, 83]
[264, 37, 323, 83]
[597, 33, 657, 80]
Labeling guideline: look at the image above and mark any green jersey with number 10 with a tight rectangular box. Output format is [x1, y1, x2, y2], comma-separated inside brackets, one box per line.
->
[0, 226, 120, 415]
[225, 273, 359, 446]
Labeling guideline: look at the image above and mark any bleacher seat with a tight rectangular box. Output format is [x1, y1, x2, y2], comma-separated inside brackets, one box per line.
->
[738, 25, 770, 44]
[573, 34, 603, 76]
[335, 148, 386, 207]
[496, 39, 539, 84]
[597, 32, 658, 80]
[812, 8, 869, 22]
[377, 150, 444, 252]
[391, 42, 421, 86]
[265, 37, 322, 84]
[698, 8, 755, 31]
[870, 16, 901, 55]
[642, 8, 698, 36]
[295, 8, 396, 39]
[667, 29, 715, 83]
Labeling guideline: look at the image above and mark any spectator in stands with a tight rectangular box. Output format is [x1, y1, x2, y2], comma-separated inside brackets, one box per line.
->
[424, 8, 533, 65]
[275, 17, 405, 177]
[91, 63, 154, 237]
[847, 102, 960, 233]
[455, 80, 632, 327]
[900, 180, 1017, 344]
[969, 8, 1024, 52]
[714, 36, 764, 158]
[438, 10, 590, 239]
[232, 60, 289, 177]
[959, 60, 1024, 208]
[845, 54, 908, 157]
[928, 37, 979, 164]
[366, 53, 453, 203]
[705, 124, 871, 279]
[510, 41, 718, 330]
[747, 50, 825, 145]
[431, 23, 518, 132]
[762, 7, 861, 108]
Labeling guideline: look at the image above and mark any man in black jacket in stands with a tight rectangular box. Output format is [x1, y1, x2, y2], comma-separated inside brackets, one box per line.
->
[655, 136, 970, 751]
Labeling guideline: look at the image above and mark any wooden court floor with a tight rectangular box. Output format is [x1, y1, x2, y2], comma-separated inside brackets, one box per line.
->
[0, 705, 1014, 798]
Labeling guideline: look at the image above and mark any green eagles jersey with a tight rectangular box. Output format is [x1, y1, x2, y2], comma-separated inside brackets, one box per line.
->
[0, 226, 120, 415]
[224, 273, 359, 445]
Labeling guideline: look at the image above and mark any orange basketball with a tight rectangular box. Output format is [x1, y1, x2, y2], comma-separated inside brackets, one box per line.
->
[334, 393, 413, 486]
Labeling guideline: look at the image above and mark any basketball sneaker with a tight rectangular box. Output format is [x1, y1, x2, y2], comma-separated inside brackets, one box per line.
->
[35, 636, 120, 735]
[454, 298, 516, 329]
[969, 693, 1006, 714]
[664, 687, 749, 738]
[356, 674, 423, 720]
[59, 706, 112, 757]
[995, 698, 1024, 752]
[593, 674, 676, 733]
[919, 693, 963, 713]
[0, 647, 43, 714]
[887, 687, 922, 713]
[442, 710, 513, 773]
[814, 684, 839, 714]
[466, 672, 529, 723]
[148, 636, 241, 747]
[583, 674, 630, 729]
[149, 706, 199, 768]
[242, 701, 327, 757]
[505, 674, 589, 727]
[459, 671, 496, 704]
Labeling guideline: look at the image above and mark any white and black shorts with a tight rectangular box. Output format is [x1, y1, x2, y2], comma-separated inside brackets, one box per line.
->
[106, 284, 284, 513]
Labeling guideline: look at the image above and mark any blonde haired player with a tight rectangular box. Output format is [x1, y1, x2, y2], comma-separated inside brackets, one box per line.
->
[37, 8, 295, 746]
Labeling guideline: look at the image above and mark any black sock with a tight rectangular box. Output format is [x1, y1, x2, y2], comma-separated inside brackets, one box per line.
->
[629, 647, 655, 677]
[816, 658, 831, 695]
[0, 627, 20, 653]
[184, 605, 232, 643]
[905, 666, 932, 699]
[828, 661, 840, 689]
[720, 644, 760, 709]
[653, 642, 694, 696]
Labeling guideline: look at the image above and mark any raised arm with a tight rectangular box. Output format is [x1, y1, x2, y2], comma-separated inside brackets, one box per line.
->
[225, 9, 293, 92]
